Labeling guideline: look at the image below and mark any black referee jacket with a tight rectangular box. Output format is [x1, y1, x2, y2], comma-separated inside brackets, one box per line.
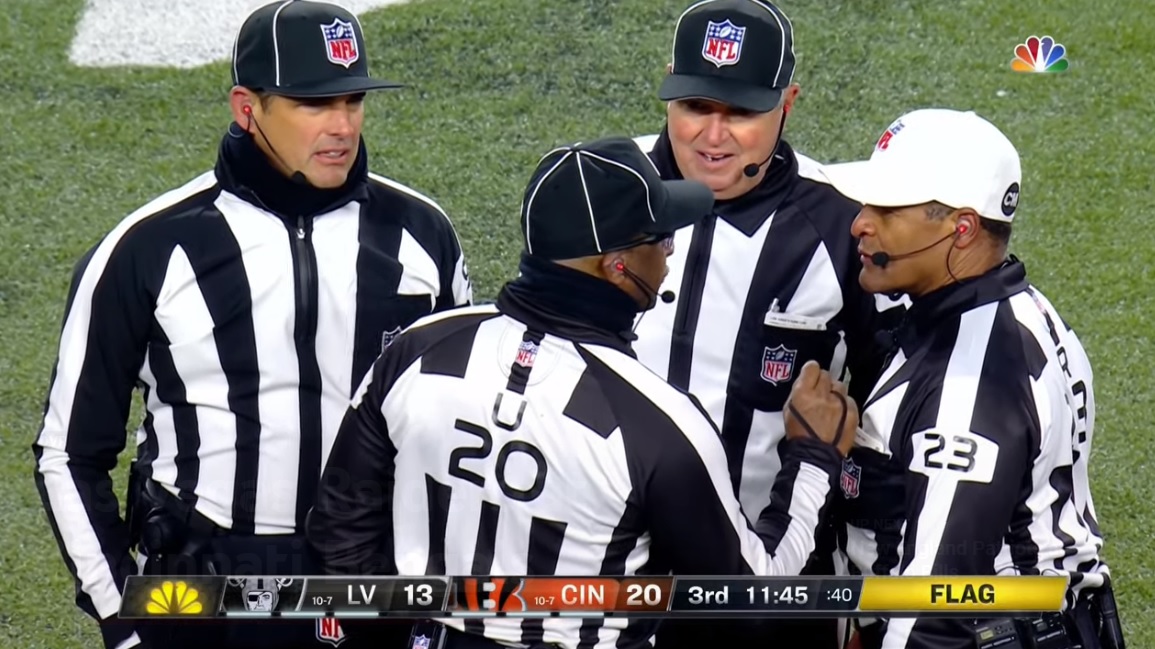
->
[32, 126, 471, 648]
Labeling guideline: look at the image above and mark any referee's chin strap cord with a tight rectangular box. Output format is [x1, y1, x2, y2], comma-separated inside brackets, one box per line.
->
[787, 391, 849, 451]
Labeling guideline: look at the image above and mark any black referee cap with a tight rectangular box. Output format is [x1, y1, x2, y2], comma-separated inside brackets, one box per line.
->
[231, 0, 402, 98]
[521, 137, 713, 260]
[658, 0, 796, 113]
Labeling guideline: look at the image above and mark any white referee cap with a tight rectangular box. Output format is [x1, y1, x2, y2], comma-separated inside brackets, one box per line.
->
[821, 108, 1022, 223]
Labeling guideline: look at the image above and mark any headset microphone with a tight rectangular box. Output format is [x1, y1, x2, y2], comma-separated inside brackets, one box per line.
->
[743, 153, 775, 178]
[869, 224, 967, 268]
[742, 105, 790, 178]
[244, 105, 309, 186]
[615, 261, 675, 304]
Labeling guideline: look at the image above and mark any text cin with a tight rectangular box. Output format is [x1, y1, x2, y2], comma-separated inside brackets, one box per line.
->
[561, 584, 605, 606]
[930, 583, 995, 605]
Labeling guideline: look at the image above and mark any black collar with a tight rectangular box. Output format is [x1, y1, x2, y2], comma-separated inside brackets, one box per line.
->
[892, 256, 1029, 355]
[214, 123, 370, 220]
[865, 257, 1029, 410]
[649, 126, 800, 236]
[495, 253, 642, 355]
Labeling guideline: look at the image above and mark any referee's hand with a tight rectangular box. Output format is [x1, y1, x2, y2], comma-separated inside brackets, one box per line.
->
[783, 360, 858, 457]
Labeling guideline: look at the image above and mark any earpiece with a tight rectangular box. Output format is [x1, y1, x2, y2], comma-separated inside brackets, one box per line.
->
[243, 104, 252, 115]
[614, 260, 626, 273]
[783, 103, 791, 116]
[956, 222, 969, 236]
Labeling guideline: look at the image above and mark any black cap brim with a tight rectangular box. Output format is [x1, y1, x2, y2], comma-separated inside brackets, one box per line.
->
[262, 76, 404, 98]
[646, 179, 714, 235]
[658, 73, 782, 113]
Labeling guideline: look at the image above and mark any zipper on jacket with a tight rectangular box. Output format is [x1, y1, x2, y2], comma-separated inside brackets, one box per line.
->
[672, 217, 716, 337]
[293, 215, 318, 345]
[289, 214, 323, 531]
[667, 216, 716, 390]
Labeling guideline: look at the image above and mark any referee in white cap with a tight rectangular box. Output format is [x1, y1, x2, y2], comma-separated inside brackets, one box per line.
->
[821, 108, 1122, 649]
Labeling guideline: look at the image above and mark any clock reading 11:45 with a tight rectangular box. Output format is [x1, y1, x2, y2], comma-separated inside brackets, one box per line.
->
[748, 584, 809, 605]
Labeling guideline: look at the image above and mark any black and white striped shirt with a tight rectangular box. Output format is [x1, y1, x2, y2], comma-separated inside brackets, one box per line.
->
[32, 131, 470, 647]
[306, 268, 844, 649]
[840, 259, 1109, 649]
[631, 131, 901, 520]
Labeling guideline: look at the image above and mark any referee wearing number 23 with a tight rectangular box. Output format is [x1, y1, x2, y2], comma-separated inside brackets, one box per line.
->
[822, 109, 1120, 649]
[305, 137, 857, 649]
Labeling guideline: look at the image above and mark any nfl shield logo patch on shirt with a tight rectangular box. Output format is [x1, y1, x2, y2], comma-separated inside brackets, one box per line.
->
[515, 340, 539, 368]
[760, 344, 796, 384]
[320, 18, 359, 67]
[702, 19, 746, 67]
[841, 458, 861, 499]
[316, 617, 346, 646]
[381, 326, 402, 352]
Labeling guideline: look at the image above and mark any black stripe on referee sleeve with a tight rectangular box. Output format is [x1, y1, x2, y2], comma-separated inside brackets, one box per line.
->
[575, 348, 751, 576]
[351, 203, 403, 396]
[520, 517, 567, 644]
[465, 502, 500, 637]
[144, 325, 201, 507]
[309, 311, 499, 576]
[1019, 322, 1049, 381]
[750, 441, 799, 550]
[33, 192, 212, 629]
[562, 367, 619, 439]
[1006, 469, 1042, 574]
[365, 179, 467, 312]
[176, 211, 262, 534]
[424, 475, 452, 574]
[419, 318, 482, 378]
[306, 363, 397, 576]
[1047, 465, 1079, 570]
[577, 501, 655, 649]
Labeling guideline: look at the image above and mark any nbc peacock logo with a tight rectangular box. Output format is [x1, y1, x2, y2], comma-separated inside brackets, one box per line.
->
[1011, 35, 1069, 73]
[146, 580, 203, 615]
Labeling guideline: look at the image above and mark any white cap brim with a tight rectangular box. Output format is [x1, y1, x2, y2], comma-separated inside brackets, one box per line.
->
[820, 160, 939, 209]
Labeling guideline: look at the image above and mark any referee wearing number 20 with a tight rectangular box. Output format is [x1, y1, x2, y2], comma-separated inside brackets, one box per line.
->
[306, 137, 857, 649]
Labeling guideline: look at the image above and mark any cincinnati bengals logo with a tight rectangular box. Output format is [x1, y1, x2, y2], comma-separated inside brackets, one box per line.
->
[456, 578, 527, 612]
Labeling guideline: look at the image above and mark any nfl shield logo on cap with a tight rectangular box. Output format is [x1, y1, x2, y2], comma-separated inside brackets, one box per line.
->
[702, 19, 745, 67]
[320, 17, 359, 68]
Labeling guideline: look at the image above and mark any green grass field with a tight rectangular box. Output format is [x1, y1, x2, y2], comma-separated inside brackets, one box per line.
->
[2, 0, 1152, 646]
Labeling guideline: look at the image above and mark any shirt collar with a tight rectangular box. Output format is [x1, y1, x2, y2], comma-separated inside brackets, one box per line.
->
[894, 256, 1029, 353]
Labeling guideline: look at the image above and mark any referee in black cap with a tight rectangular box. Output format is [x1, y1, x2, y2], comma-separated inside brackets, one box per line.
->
[632, 2, 902, 647]
[34, 2, 470, 648]
[307, 136, 856, 649]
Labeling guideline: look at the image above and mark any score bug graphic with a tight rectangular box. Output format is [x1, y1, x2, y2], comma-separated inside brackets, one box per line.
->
[1011, 35, 1069, 73]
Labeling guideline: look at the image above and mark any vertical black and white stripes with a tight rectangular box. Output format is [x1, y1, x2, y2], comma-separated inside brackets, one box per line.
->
[841, 261, 1109, 648]
[34, 167, 470, 646]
